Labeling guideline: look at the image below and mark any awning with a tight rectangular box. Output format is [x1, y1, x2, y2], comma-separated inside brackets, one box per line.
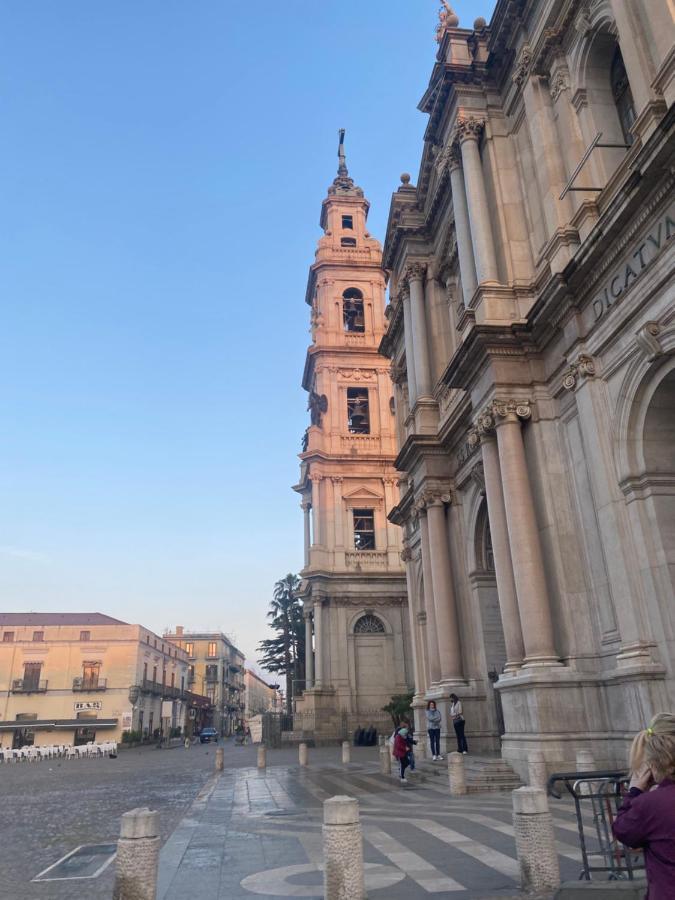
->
[0, 718, 118, 731]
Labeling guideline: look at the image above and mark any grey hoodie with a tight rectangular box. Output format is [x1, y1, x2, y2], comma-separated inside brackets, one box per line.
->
[426, 708, 442, 729]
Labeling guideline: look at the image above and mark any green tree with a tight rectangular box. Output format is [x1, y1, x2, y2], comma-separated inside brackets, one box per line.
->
[382, 691, 414, 728]
[257, 573, 305, 715]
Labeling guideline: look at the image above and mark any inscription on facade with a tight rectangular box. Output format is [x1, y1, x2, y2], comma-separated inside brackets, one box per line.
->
[591, 209, 674, 323]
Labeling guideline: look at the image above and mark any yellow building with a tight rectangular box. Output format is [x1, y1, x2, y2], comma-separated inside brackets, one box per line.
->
[0, 613, 190, 748]
[244, 668, 280, 717]
[164, 627, 245, 735]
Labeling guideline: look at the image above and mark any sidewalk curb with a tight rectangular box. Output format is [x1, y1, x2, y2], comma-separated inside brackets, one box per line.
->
[156, 771, 221, 899]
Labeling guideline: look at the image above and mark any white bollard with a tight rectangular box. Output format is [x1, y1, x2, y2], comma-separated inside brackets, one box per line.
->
[378, 734, 385, 747]
[113, 808, 160, 900]
[299, 742, 308, 766]
[528, 749, 547, 790]
[448, 752, 467, 795]
[379, 745, 391, 775]
[257, 745, 266, 769]
[576, 749, 595, 796]
[215, 747, 224, 772]
[341, 741, 351, 765]
[512, 787, 561, 892]
[323, 796, 366, 900]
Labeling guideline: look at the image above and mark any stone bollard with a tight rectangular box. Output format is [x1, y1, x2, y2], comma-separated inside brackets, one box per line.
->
[528, 749, 548, 790]
[378, 734, 385, 747]
[341, 741, 351, 765]
[257, 745, 266, 769]
[323, 796, 366, 900]
[215, 747, 224, 772]
[379, 745, 391, 775]
[299, 742, 308, 766]
[576, 749, 595, 796]
[512, 787, 561, 892]
[448, 752, 467, 795]
[113, 807, 160, 900]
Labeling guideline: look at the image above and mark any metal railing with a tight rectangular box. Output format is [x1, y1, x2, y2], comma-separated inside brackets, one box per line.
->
[73, 677, 107, 691]
[140, 678, 183, 699]
[12, 679, 48, 693]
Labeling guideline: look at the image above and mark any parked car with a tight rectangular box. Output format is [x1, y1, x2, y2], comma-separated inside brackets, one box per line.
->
[199, 727, 219, 744]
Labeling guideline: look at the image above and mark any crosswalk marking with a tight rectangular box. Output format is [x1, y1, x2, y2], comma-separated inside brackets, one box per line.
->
[411, 819, 520, 879]
[458, 813, 583, 862]
[364, 825, 466, 893]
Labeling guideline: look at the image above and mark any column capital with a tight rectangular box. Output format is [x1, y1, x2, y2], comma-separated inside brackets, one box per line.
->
[419, 489, 452, 509]
[330, 475, 344, 484]
[303, 607, 313, 620]
[309, 473, 324, 483]
[435, 141, 462, 175]
[403, 261, 427, 284]
[454, 116, 485, 144]
[399, 282, 410, 302]
[562, 354, 596, 391]
[301, 500, 311, 511]
[490, 398, 533, 425]
[390, 363, 407, 385]
[400, 547, 414, 563]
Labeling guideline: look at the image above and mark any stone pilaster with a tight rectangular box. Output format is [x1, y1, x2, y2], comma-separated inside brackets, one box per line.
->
[400, 284, 418, 407]
[304, 609, 314, 690]
[448, 146, 478, 307]
[404, 262, 433, 399]
[456, 117, 499, 284]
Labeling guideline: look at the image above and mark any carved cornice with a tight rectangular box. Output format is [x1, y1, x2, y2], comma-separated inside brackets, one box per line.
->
[549, 67, 570, 103]
[562, 355, 596, 391]
[512, 45, 532, 89]
[389, 363, 407, 386]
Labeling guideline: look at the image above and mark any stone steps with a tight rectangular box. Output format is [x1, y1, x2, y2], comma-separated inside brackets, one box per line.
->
[417, 754, 523, 793]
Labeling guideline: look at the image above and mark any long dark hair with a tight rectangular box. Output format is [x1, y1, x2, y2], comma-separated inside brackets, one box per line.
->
[427, 700, 437, 710]
[449, 693, 459, 703]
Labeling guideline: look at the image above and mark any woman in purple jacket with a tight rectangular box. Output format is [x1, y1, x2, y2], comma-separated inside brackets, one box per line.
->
[612, 713, 675, 899]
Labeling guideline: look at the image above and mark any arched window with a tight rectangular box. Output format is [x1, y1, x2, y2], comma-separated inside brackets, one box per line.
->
[475, 501, 495, 574]
[343, 289, 365, 333]
[610, 47, 636, 146]
[354, 614, 385, 634]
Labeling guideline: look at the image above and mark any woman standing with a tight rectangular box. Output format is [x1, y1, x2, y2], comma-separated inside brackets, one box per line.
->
[426, 700, 443, 761]
[450, 693, 468, 754]
[612, 713, 675, 898]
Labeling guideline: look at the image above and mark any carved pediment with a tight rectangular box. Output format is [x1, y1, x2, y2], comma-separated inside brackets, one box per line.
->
[342, 485, 385, 504]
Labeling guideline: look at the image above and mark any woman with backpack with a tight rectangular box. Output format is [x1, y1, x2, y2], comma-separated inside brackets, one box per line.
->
[393, 724, 412, 784]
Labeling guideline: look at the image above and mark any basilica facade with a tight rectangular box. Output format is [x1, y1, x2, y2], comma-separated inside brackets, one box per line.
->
[293, 138, 410, 736]
[380, 0, 674, 775]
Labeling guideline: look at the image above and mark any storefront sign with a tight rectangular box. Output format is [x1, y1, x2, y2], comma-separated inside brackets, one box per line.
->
[75, 700, 102, 712]
[591, 209, 674, 323]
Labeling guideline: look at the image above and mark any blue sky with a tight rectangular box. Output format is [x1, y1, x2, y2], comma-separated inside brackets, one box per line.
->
[0, 1, 495, 664]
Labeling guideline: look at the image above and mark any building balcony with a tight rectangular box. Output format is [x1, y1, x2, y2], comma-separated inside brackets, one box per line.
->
[141, 678, 183, 699]
[72, 677, 107, 692]
[12, 679, 48, 693]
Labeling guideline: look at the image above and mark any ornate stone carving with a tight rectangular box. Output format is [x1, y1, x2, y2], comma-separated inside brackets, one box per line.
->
[471, 462, 486, 495]
[398, 282, 410, 302]
[338, 368, 377, 381]
[308, 391, 328, 426]
[435, 142, 461, 175]
[419, 489, 452, 508]
[455, 117, 485, 143]
[400, 547, 414, 563]
[404, 261, 427, 283]
[436, 1, 459, 42]
[635, 322, 663, 361]
[549, 68, 570, 103]
[389, 363, 407, 386]
[512, 45, 532, 89]
[562, 356, 596, 392]
[490, 398, 533, 422]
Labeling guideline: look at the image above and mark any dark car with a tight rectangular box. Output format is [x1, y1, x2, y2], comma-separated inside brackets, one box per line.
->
[199, 727, 219, 744]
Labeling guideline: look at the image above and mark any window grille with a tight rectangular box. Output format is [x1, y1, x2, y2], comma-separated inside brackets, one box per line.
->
[354, 614, 385, 634]
[353, 509, 375, 550]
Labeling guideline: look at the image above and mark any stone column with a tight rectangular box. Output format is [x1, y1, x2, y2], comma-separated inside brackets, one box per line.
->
[418, 508, 442, 684]
[456, 118, 499, 284]
[324, 475, 335, 550]
[402, 546, 426, 697]
[302, 501, 311, 567]
[323, 796, 366, 900]
[299, 742, 308, 766]
[425, 494, 463, 681]
[492, 400, 559, 667]
[379, 745, 391, 774]
[304, 609, 314, 690]
[405, 263, 432, 398]
[448, 148, 478, 307]
[341, 741, 351, 764]
[475, 424, 524, 671]
[400, 285, 418, 407]
[215, 747, 224, 772]
[512, 788, 561, 892]
[310, 475, 321, 546]
[257, 745, 267, 769]
[313, 601, 324, 688]
[113, 808, 160, 900]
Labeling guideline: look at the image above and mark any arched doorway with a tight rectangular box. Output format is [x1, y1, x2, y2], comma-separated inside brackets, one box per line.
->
[352, 612, 392, 716]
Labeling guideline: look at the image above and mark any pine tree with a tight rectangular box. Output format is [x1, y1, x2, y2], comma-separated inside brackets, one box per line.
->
[257, 573, 305, 715]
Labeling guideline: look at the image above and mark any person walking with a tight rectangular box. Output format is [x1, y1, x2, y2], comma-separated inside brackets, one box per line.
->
[613, 713, 675, 899]
[450, 693, 468, 754]
[393, 725, 412, 784]
[402, 717, 417, 771]
[426, 700, 443, 761]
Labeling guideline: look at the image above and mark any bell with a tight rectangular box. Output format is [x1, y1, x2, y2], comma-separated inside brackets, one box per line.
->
[350, 400, 367, 428]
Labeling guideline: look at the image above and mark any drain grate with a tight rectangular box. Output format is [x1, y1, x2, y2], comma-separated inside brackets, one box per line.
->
[32, 843, 117, 881]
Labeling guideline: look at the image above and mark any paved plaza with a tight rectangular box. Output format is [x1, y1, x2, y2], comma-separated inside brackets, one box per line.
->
[0, 741, 591, 899]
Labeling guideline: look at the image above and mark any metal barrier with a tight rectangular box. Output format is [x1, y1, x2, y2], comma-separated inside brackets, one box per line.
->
[547, 770, 645, 881]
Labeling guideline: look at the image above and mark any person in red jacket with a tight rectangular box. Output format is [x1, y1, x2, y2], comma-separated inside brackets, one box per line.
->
[612, 712, 675, 899]
[393, 725, 411, 784]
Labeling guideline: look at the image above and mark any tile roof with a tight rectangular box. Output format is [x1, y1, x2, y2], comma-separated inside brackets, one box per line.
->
[0, 613, 129, 627]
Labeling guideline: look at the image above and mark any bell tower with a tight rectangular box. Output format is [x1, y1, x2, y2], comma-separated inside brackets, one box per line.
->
[293, 133, 411, 732]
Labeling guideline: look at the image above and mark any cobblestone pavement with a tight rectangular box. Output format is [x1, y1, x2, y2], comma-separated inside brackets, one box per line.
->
[159, 751, 588, 900]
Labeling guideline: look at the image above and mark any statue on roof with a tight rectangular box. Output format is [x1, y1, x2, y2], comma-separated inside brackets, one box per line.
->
[436, 1, 459, 42]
